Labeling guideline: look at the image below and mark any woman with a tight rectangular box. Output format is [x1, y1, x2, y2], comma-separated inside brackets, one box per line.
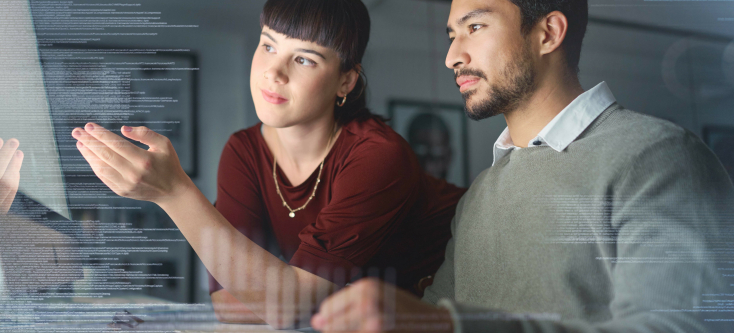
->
[71, 0, 466, 328]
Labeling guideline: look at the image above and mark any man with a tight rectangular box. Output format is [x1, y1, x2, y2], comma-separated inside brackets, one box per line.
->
[311, 0, 734, 332]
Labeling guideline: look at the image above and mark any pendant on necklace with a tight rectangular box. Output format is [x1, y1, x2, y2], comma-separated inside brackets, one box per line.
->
[289, 212, 295, 218]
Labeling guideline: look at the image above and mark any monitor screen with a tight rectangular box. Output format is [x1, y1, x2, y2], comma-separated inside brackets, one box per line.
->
[0, 0, 70, 221]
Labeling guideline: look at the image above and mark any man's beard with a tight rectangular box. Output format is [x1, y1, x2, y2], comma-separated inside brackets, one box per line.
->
[458, 41, 537, 121]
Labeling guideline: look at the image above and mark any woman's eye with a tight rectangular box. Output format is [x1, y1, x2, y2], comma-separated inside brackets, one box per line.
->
[263, 44, 275, 53]
[296, 56, 315, 67]
[470, 24, 483, 33]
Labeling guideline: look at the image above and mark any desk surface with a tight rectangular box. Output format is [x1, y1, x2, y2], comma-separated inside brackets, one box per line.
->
[35, 322, 304, 332]
[2, 296, 311, 332]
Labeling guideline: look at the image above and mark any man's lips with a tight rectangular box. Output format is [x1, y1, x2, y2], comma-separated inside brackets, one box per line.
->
[261, 89, 288, 104]
[456, 76, 480, 92]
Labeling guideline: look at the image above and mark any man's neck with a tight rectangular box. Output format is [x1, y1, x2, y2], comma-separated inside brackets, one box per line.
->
[504, 74, 585, 148]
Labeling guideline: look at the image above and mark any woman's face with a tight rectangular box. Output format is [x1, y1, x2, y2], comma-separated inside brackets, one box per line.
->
[251, 26, 349, 128]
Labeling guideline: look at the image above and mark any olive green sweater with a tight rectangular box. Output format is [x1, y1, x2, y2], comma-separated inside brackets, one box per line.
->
[423, 104, 734, 333]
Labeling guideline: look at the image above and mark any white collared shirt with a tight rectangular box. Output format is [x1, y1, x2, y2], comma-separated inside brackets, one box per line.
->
[492, 81, 617, 166]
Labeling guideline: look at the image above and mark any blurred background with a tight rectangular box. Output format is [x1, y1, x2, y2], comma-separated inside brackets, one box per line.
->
[9, 0, 734, 305]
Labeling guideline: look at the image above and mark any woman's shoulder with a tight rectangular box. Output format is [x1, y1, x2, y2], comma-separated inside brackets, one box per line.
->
[337, 117, 418, 170]
[219, 124, 267, 165]
[341, 117, 408, 150]
[224, 124, 265, 151]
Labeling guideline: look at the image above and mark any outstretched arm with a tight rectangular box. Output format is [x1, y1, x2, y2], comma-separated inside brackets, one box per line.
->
[210, 289, 267, 324]
[72, 124, 335, 329]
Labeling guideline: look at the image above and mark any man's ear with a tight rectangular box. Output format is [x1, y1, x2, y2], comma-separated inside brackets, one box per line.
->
[338, 64, 361, 98]
[536, 11, 568, 57]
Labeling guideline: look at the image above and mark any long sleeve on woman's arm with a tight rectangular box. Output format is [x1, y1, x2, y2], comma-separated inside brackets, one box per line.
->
[208, 134, 270, 295]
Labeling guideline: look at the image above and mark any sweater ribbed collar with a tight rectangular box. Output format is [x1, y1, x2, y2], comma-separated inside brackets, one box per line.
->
[492, 81, 617, 166]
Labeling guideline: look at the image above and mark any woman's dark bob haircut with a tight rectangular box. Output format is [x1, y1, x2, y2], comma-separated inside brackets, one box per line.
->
[260, 0, 378, 126]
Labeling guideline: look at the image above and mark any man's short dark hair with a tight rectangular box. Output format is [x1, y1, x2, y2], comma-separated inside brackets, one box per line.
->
[510, 0, 588, 75]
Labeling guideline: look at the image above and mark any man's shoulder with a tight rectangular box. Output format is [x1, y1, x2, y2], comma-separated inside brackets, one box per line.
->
[577, 105, 731, 190]
[579, 105, 705, 158]
[469, 105, 721, 188]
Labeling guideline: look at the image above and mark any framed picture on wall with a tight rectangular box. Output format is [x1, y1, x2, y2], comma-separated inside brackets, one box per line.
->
[388, 100, 469, 187]
[703, 126, 734, 182]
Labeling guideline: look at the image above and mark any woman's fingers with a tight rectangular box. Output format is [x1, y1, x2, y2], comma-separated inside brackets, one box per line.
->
[313, 279, 389, 332]
[81, 123, 149, 165]
[0, 150, 23, 215]
[73, 127, 137, 178]
[6, 150, 23, 175]
[76, 141, 125, 193]
[315, 283, 371, 331]
[313, 291, 351, 329]
[0, 138, 20, 177]
[121, 125, 170, 152]
[73, 123, 187, 204]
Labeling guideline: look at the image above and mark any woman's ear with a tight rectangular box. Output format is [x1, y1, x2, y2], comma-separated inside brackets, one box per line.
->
[338, 64, 361, 98]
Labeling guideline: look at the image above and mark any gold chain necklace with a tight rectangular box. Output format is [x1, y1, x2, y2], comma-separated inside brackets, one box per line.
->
[272, 126, 336, 218]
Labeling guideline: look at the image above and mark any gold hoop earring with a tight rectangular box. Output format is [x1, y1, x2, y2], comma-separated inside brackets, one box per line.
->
[337, 96, 347, 107]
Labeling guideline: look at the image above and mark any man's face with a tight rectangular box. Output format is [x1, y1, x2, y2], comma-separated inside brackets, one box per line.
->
[446, 0, 538, 120]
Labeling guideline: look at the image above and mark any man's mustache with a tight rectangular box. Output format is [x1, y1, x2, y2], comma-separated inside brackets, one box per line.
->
[454, 68, 487, 88]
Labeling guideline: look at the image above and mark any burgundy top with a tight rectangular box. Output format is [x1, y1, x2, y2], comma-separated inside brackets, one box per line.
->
[208, 118, 466, 293]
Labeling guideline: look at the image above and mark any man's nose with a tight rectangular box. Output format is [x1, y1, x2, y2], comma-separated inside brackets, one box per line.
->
[445, 37, 470, 69]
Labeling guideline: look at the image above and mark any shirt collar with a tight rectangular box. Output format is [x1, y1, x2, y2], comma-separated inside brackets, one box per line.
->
[492, 81, 617, 166]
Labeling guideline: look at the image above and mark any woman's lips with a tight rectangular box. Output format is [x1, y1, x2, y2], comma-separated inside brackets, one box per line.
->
[261, 89, 288, 105]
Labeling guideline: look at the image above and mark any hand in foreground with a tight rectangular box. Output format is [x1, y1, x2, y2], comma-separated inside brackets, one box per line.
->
[311, 278, 454, 333]
[72, 123, 192, 205]
[0, 138, 23, 215]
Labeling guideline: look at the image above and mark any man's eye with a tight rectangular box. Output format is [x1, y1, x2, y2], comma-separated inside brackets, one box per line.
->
[296, 56, 315, 67]
[470, 24, 483, 33]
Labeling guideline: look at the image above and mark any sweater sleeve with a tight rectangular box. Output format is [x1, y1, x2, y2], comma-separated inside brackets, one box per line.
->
[422, 191, 466, 305]
[436, 131, 734, 333]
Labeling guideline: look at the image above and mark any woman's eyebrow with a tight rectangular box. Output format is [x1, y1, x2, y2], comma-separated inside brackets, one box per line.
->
[261, 32, 326, 60]
[261, 32, 278, 44]
[295, 48, 327, 60]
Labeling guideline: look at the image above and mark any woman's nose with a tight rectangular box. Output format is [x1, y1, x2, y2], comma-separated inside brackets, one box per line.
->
[263, 62, 289, 84]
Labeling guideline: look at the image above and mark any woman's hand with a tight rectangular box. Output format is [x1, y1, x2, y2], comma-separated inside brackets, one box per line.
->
[311, 278, 454, 333]
[0, 138, 23, 215]
[72, 123, 193, 205]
